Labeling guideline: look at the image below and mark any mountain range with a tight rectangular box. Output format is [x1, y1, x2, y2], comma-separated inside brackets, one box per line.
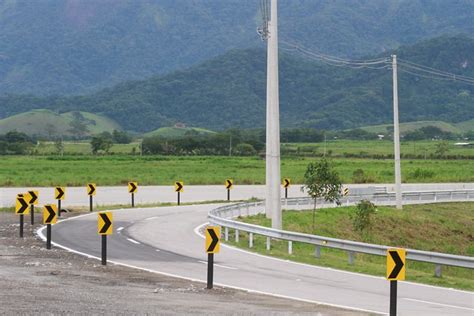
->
[1, 0, 474, 95]
[1, 35, 473, 132]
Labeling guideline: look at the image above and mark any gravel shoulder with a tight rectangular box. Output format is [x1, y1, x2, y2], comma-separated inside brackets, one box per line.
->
[0, 211, 368, 315]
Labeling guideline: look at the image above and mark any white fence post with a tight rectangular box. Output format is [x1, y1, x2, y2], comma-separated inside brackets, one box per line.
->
[249, 232, 253, 248]
[315, 246, 321, 258]
[288, 241, 292, 255]
[348, 251, 355, 265]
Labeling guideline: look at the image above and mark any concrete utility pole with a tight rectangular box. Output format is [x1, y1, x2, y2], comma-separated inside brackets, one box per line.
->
[265, 0, 282, 229]
[392, 55, 402, 209]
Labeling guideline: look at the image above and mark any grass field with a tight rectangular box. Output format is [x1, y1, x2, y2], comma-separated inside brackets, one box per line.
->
[31, 139, 474, 157]
[228, 202, 474, 290]
[2, 155, 474, 187]
[34, 141, 141, 155]
[282, 139, 474, 158]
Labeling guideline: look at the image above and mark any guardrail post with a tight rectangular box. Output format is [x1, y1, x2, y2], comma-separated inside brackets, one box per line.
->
[450, 192, 453, 200]
[434, 194, 437, 202]
[249, 232, 253, 248]
[435, 264, 442, 278]
[224, 227, 229, 241]
[235, 229, 239, 243]
[266, 237, 271, 251]
[348, 251, 355, 265]
[288, 241, 292, 255]
[315, 246, 321, 258]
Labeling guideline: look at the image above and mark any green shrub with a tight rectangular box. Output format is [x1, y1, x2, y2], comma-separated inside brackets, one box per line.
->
[351, 200, 376, 234]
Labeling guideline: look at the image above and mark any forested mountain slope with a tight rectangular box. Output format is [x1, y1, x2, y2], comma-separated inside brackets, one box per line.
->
[1, 0, 473, 95]
[0, 35, 473, 131]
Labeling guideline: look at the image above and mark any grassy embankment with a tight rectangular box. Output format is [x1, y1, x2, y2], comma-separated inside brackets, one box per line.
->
[227, 202, 474, 290]
[2, 155, 474, 187]
[31, 139, 474, 158]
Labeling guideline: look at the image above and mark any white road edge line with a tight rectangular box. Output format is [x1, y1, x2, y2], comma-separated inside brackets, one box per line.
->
[35, 224, 386, 316]
[403, 298, 474, 311]
[145, 216, 158, 221]
[117, 227, 124, 232]
[197, 260, 238, 270]
[193, 222, 474, 295]
[127, 238, 141, 245]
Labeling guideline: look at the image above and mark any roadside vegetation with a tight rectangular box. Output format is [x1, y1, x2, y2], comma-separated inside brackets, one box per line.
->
[227, 202, 474, 290]
[3, 156, 474, 187]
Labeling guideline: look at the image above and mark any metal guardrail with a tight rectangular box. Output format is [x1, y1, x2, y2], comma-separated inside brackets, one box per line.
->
[208, 190, 474, 274]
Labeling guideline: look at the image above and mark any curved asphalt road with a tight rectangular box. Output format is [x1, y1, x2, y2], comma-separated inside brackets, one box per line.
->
[41, 204, 474, 316]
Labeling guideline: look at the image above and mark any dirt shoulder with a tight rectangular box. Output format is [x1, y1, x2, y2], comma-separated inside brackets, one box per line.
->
[0, 212, 367, 315]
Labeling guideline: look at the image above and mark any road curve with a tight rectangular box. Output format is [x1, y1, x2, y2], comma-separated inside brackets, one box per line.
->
[40, 204, 474, 316]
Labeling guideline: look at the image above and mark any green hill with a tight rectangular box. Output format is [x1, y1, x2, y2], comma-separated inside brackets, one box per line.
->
[0, 109, 121, 138]
[1, 35, 473, 132]
[455, 119, 474, 133]
[143, 126, 215, 139]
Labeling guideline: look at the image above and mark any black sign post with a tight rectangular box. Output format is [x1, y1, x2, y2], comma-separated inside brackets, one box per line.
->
[175, 182, 183, 205]
[44, 205, 57, 249]
[386, 249, 406, 316]
[205, 227, 220, 290]
[207, 253, 214, 289]
[283, 179, 290, 199]
[390, 280, 397, 316]
[16, 194, 29, 238]
[101, 235, 107, 265]
[30, 204, 34, 225]
[19, 214, 24, 238]
[46, 224, 52, 249]
[98, 212, 112, 266]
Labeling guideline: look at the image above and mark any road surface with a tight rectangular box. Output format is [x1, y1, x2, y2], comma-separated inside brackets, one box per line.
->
[40, 203, 474, 315]
[4, 183, 474, 207]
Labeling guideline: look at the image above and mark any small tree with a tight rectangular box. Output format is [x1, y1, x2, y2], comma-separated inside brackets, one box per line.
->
[54, 138, 64, 156]
[435, 141, 449, 157]
[91, 135, 113, 154]
[302, 158, 342, 232]
[68, 120, 89, 140]
[351, 200, 376, 235]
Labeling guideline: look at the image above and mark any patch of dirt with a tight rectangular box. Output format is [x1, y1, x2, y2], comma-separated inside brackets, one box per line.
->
[0, 212, 368, 315]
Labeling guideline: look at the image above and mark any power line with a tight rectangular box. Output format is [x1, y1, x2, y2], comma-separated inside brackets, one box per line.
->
[279, 40, 474, 85]
[279, 40, 390, 69]
[398, 58, 474, 81]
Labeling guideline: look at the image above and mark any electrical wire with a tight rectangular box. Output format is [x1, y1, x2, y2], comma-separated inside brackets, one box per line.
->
[398, 58, 474, 81]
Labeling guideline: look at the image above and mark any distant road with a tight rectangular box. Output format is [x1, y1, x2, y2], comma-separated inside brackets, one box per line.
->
[3, 183, 474, 207]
